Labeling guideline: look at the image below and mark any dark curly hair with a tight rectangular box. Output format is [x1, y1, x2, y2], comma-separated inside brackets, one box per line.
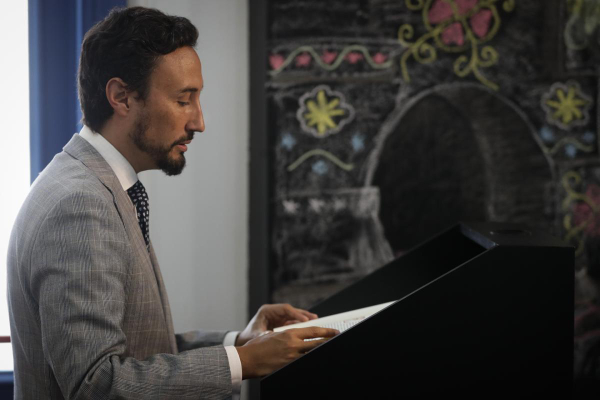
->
[78, 7, 198, 132]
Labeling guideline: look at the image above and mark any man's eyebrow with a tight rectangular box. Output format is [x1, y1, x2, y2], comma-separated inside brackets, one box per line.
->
[178, 87, 201, 94]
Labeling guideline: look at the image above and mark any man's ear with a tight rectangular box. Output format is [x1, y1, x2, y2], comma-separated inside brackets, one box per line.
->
[106, 77, 134, 117]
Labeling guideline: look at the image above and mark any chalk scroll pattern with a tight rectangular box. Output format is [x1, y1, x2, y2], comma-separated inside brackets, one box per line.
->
[538, 126, 595, 159]
[398, 0, 515, 90]
[561, 171, 600, 256]
[563, 0, 600, 72]
[297, 85, 355, 138]
[564, 0, 600, 51]
[269, 45, 393, 75]
[287, 149, 354, 173]
[541, 81, 593, 131]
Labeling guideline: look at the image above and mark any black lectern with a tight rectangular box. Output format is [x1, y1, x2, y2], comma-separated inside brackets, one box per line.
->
[261, 222, 573, 398]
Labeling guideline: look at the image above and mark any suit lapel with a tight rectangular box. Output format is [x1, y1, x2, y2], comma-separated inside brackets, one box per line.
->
[64, 135, 151, 262]
[63, 135, 174, 345]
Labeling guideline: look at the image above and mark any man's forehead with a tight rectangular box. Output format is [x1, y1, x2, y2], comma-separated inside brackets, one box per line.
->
[151, 46, 203, 92]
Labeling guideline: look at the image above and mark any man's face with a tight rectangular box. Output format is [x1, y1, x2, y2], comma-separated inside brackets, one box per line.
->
[130, 46, 205, 175]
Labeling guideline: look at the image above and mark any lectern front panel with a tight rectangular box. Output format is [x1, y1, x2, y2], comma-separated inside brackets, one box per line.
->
[261, 223, 573, 399]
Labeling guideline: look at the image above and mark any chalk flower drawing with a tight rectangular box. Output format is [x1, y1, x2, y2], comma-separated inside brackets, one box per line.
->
[297, 85, 355, 138]
[280, 133, 297, 151]
[295, 52, 312, 67]
[562, 171, 600, 256]
[573, 185, 600, 235]
[542, 81, 592, 130]
[312, 160, 329, 175]
[309, 198, 326, 213]
[282, 198, 350, 215]
[398, 0, 515, 90]
[282, 199, 300, 215]
[333, 198, 347, 211]
[351, 133, 366, 152]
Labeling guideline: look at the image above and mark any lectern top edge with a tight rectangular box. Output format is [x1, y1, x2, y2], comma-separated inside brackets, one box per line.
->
[459, 221, 572, 248]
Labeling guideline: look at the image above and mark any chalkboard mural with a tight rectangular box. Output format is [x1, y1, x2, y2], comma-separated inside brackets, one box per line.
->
[264, 0, 600, 383]
[564, 0, 600, 73]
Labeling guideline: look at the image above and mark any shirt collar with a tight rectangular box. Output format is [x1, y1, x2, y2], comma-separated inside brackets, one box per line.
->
[78, 125, 138, 191]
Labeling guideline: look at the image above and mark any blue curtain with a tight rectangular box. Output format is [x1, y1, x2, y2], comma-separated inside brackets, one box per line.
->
[29, 0, 126, 182]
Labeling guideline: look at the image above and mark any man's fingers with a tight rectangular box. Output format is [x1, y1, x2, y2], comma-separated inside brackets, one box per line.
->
[292, 326, 339, 340]
[282, 304, 311, 322]
[298, 338, 331, 353]
[297, 309, 318, 320]
[287, 305, 317, 320]
[263, 304, 318, 324]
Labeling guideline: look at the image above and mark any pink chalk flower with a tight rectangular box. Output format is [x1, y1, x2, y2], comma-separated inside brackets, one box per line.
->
[295, 52, 312, 67]
[428, 0, 492, 46]
[441, 22, 465, 46]
[321, 50, 338, 65]
[269, 54, 285, 70]
[573, 184, 600, 237]
[373, 52, 388, 64]
[345, 52, 364, 64]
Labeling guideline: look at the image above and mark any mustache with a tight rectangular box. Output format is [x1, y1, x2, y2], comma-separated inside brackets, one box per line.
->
[171, 131, 195, 147]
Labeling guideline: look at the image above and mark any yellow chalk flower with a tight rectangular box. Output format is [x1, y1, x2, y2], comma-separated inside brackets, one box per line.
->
[545, 85, 589, 126]
[303, 90, 346, 136]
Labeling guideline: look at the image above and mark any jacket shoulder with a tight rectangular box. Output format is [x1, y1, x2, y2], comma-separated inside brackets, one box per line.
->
[13, 151, 118, 239]
[32, 151, 113, 207]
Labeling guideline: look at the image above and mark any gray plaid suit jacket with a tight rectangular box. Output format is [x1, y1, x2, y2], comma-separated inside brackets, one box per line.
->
[7, 134, 234, 399]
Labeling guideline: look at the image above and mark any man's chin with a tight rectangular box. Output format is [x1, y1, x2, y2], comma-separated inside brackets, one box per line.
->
[161, 165, 185, 176]
[158, 154, 186, 176]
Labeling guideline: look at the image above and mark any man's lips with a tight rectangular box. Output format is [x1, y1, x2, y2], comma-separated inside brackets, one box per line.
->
[176, 140, 192, 152]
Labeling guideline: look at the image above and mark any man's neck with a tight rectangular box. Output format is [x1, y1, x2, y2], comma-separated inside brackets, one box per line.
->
[98, 119, 153, 173]
[79, 126, 139, 190]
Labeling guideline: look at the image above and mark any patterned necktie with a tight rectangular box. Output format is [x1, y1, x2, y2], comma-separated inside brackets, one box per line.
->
[126, 180, 150, 247]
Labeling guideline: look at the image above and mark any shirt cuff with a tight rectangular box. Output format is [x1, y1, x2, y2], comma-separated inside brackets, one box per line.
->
[224, 345, 242, 395]
[223, 330, 239, 347]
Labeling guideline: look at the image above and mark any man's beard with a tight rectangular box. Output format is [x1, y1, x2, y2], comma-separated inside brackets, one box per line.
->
[130, 114, 192, 176]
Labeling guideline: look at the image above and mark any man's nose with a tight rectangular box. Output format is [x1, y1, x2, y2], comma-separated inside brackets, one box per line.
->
[188, 102, 205, 133]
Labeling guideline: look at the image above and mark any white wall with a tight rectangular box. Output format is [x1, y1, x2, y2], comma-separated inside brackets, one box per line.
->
[130, 0, 249, 334]
[0, 1, 29, 372]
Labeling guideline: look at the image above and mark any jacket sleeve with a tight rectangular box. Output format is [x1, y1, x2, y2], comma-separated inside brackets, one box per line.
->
[176, 330, 230, 352]
[30, 191, 233, 400]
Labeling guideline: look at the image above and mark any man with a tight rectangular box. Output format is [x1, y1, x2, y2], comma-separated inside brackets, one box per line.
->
[7, 6, 337, 399]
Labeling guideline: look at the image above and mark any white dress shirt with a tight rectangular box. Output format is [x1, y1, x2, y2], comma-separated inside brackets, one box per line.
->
[79, 126, 242, 396]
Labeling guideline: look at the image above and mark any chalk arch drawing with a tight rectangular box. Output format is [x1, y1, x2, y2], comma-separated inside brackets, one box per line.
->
[364, 82, 555, 252]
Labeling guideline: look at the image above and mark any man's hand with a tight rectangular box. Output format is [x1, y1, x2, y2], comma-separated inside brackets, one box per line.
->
[236, 327, 339, 379]
[236, 304, 318, 346]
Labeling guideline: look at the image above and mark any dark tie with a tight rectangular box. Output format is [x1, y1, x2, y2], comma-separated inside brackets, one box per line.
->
[127, 180, 150, 247]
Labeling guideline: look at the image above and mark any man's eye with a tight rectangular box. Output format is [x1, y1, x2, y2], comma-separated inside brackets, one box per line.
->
[178, 101, 189, 106]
